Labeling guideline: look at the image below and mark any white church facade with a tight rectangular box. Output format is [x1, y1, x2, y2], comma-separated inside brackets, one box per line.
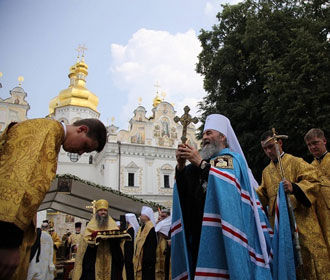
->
[15, 55, 200, 208]
[0, 54, 201, 236]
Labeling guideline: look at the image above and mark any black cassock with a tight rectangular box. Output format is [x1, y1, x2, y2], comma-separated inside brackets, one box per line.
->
[124, 227, 135, 280]
[175, 162, 210, 273]
[80, 238, 124, 280]
[141, 226, 157, 280]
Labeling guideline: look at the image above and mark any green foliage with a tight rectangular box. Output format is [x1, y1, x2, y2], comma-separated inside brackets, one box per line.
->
[196, 0, 330, 181]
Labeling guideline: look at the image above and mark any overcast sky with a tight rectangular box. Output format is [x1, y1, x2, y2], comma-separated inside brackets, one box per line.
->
[0, 0, 240, 129]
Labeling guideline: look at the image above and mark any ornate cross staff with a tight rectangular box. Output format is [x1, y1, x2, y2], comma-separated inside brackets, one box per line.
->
[262, 128, 289, 180]
[86, 200, 97, 215]
[268, 128, 303, 267]
[174, 105, 198, 144]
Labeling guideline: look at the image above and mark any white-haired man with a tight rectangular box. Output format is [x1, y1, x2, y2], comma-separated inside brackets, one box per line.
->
[172, 114, 272, 279]
[133, 206, 157, 280]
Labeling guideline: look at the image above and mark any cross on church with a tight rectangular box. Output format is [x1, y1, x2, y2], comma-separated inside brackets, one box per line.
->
[79, 44, 87, 57]
[75, 46, 81, 59]
[86, 200, 97, 215]
[75, 44, 88, 59]
[154, 81, 161, 94]
[174, 105, 198, 144]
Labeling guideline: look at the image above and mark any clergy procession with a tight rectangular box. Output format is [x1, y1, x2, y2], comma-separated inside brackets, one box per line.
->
[1, 0, 329, 278]
[0, 110, 328, 280]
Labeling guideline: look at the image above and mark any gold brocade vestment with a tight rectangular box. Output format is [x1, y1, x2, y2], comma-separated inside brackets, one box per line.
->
[0, 118, 64, 280]
[257, 154, 330, 279]
[311, 152, 330, 255]
[133, 220, 154, 280]
[72, 216, 130, 280]
[50, 230, 62, 265]
[155, 232, 171, 280]
[69, 232, 83, 256]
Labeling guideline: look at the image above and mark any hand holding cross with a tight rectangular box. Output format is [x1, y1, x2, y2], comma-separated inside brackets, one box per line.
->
[174, 106, 198, 144]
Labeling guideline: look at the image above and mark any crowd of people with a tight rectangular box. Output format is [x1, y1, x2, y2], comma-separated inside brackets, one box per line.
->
[70, 200, 171, 280]
[18, 201, 172, 280]
[0, 115, 329, 280]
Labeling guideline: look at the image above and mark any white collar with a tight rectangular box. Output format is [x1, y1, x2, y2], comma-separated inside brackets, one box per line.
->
[60, 121, 67, 137]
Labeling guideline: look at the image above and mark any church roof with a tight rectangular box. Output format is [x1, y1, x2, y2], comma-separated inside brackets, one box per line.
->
[39, 174, 162, 220]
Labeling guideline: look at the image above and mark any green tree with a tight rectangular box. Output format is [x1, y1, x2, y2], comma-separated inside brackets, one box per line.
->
[197, 0, 330, 182]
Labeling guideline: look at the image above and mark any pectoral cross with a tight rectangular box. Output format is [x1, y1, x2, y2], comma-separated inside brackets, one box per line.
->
[174, 105, 198, 144]
[86, 200, 97, 215]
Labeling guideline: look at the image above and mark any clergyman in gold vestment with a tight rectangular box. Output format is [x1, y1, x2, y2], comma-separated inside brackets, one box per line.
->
[0, 118, 107, 280]
[49, 227, 62, 267]
[257, 130, 330, 280]
[133, 206, 157, 280]
[68, 221, 83, 260]
[305, 128, 330, 256]
[155, 209, 171, 280]
[72, 199, 131, 280]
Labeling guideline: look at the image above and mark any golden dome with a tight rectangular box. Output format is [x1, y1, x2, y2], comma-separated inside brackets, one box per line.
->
[49, 57, 98, 114]
[69, 65, 76, 78]
[153, 94, 162, 107]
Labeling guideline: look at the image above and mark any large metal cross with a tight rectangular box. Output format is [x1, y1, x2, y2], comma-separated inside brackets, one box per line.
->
[86, 200, 97, 215]
[174, 105, 198, 144]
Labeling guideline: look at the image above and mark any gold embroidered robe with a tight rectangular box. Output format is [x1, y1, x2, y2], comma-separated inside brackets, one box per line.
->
[0, 118, 64, 280]
[155, 232, 170, 280]
[311, 153, 330, 255]
[72, 216, 130, 280]
[133, 221, 157, 280]
[69, 232, 83, 249]
[50, 230, 62, 265]
[257, 153, 330, 279]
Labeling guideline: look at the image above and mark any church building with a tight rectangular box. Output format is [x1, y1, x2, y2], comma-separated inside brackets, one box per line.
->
[47, 55, 200, 208]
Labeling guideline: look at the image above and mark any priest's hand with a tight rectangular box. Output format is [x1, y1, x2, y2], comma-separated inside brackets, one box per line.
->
[176, 144, 187, 171]
[0, 248, 20, 280]
[177, 143, 202, 167]
[282, 180, 293, 193]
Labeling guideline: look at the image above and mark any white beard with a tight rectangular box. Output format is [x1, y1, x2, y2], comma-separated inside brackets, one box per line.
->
[200, 142, 221, 160]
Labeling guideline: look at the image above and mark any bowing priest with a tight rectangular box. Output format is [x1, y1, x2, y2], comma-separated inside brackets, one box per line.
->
[72, 199, 131, 280]
[0, 118, 107, 280]
[257, 130, 330, 279]
[172, 114, 273, 279]
[133, 206, 157, 280]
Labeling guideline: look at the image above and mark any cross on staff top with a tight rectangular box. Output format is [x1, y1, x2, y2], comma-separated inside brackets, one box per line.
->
[86, 200, 97, 215]
[174, 105, 198, 144]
